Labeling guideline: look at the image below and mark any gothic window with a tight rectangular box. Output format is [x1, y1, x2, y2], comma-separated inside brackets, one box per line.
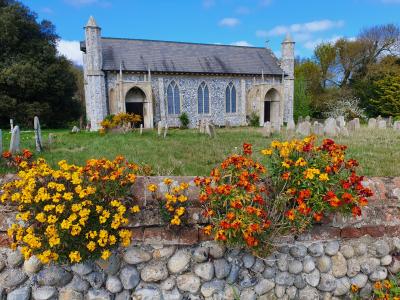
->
[225, 82, 236, 113]
[198, 82, 209, 114]
[167, 81, 180, 115]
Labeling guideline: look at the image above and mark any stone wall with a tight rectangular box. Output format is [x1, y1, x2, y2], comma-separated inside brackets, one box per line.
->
[0, 176, 398, 300]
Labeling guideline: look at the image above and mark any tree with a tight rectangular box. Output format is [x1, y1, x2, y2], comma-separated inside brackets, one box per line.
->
[293, 75, 312, 122]
[369, 73, 400, 117]
[314, 43, 336, 88]
[0, 0, 81, 128]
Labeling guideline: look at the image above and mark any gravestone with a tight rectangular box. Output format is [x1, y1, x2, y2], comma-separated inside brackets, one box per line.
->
[199, 120, 205, 134]
[209, 124, 216, 138]
[377, 115, 382, 122]
[388, 116, 393, 127]
[287, 120, 295, 133]
[324, 118, 339, 137]
[225, 120, 231, 128]
[312, 121, 324, 136]
[272, 122, 281, 134]
[34, 116, 43, 152]
[353, 118, 360, 130]
[305, 116, 311, 122]
[48, 133, 56, 146]
[262, 122, 272, 137]
[71, 126, 80, 133]
[296, 121, 311, 136]
[368, 118, 377, 128]
[139, 124, 143, 135]
[336, 116, 345, 128]
[377, 120, 387, 129]
[10, 119, 13, 132]
[163, 124, 168, 138]
[157, 121, 163, 136]
[339, 126, 349, 137]
[298, 116, 304, 123]
[9, 125, 20, 154]
[393, 121, 400, 131]
[347, 119, 356, 132]
[205, 121, 212, 137]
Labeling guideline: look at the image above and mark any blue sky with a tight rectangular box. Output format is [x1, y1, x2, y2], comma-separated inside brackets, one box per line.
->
[22, 0, 400, 65]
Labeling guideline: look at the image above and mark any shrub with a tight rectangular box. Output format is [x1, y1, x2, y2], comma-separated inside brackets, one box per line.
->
[179, 113, 190, 128]
[351, 276, 400, 299]
[198, 137, 373, 254]
[323, 95, 367, 120]
[248, 112, 260, 127]
[2, 156, 141, 264]
[100, 112, 142, 132]
[2, 149, 33, 170]
[147, 179, 190, 226]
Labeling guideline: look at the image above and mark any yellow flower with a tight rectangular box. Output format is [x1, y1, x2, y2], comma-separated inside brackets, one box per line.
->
[163, 178, 173, 185]
[130, 205, 140, 213]
[47, 215, 58, 224]
[69, 251, 82, 263]
[261, 149, 273, 155]
[319, 173, 329, 181]
[62, 192, 73, 201]
[180, 182, 189, 190]
[281, 161, 291, 169]
[87, 241, 96, 251]
[36, 212, 46, 223]
[295, 157, 307, 167]
[147, 184, 158, 192]
[171, 215, 181, 225]
[176, 206, 185, 217]
[178, 195, 188, 203]
[101, 250, 111, 260]
[70, 225, 82, 236]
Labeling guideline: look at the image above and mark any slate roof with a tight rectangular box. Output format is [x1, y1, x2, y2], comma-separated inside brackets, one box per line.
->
[81, 38, 284, 76]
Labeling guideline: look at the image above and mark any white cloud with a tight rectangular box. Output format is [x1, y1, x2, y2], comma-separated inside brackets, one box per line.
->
[257, 19, 345, 37]
[219, 18, 240, 27]
[231, 41, 253, 47]
[303, 35, 342, 50]
[57, 40, 83, 65]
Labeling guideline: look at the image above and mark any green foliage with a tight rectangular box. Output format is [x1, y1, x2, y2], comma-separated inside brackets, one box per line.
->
[179, 112, 190, 128]
[0, 0, 81, 128]
[248, 112, 260, 127]
[294, 75, 312, 121]
[369, 73, 400, 117]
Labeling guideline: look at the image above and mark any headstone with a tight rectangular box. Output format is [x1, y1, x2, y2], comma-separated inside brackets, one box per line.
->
[377, 120, 387, 129]
[262, 122, 272, 137]
[287, 120, 295, 133]
[296, 121, 311, 136]
[199, 120, 205, 134]
[71, 126, 80, 133]
[48, 133, 56, 146]
[157, 121, 163, 136]
[312, 121, 324, 136]
[205, 121, 211, 137]
[163, 124, 168, 138]
[347, 119, 356, 132]
[9, 125, 20, 154]
[388, 116, 393, 127]
[354, 118, 360, 130]
[377, 115, 382, 122]
[339, 126, 349, 137]
[305, 116, 311, 122]
[225, 120, 231, 128]
[336, 116, 346, 128]
[272, 122, 281, 134]
[34, 116, 43, 152]
[10, 119, 13, 132]
[139, 124, 143, 135]
[368, 118, 377, 128]
[298, 116, 304, 123]
[209, 124, 216, 138]
[324, 118, 339, 137]
[393, 121, 400, 131]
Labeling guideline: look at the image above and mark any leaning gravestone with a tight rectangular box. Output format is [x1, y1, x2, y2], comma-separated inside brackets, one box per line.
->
[34, 116, 43, 152]
[262, 122, 272, 137]
[163, 124, 168, 138]
[205, 121, 212, 137]
[324, 118, 339, 137]
[157, 121, 162, 136]
[368, 118, 377, 128]
[377, 120, 387, 129]
[353, 118, 360, 130]
[9, 126, 20, 154]
[296, 121, 311, 136]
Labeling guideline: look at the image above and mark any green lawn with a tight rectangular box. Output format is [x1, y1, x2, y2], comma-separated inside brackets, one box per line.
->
[1, 126, 399, 176]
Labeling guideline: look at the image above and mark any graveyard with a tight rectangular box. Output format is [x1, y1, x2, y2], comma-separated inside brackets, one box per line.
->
[1, 121, 400, 177]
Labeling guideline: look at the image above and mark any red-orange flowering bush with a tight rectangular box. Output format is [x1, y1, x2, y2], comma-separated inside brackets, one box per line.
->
[196, 143, 290, 254]
[261, 136, 373, 233]
[1, 149, 33, 170]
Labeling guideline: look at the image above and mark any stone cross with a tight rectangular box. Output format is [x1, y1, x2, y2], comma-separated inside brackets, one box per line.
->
[139, 124, 143, 135]
[34, 116, 43, 152]
[157, 121, 162, 136]
[9, 125, 20, 154]
[10, 119, 13, 132]
[163, 124, 168, 138]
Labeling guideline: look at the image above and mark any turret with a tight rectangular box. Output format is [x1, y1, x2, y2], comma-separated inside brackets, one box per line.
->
[83, 16, 107, 131]
[281, 33, 295, 122]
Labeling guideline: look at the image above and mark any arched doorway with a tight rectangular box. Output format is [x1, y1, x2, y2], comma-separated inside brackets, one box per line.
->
[263, 88, 280, 125]
[125, 87, 145, 126]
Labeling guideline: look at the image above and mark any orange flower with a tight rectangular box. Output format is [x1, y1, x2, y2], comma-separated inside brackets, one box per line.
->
[359, 197, 368, 207]
[313, 212, 323, 222]
[351, 284, 359, 293]
[215, 230, 227, 241]
[230, 200, 243, 209]
[247, 223, 260, 233]
[243, 143, 252, 155]
[203, 225, 212, 235]
[374, 281, 382, 290]
[286, 209, 295, 221]
[220, 220, 231, 229]
[226, 212, 235, 220]
[281, 172, 291, 180]
[351, 206, 361, 217]
[2, 151, 12, 159]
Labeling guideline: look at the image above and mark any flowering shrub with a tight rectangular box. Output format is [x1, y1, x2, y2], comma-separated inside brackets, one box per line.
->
[2, 149, 33, 169]
[2, 156, 140, 264]
[100, 112, 142, 133]
[198, 137, 373, 254]
[261, 136, 373, 233]
[147, 178, 190, 226]
[351, 276, 400, 299]
[196, 143, 289, 254]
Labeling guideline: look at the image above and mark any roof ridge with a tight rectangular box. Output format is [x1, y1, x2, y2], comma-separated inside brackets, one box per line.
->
[101, 37, 267, 50]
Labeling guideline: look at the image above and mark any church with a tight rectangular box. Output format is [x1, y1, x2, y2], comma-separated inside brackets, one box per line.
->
[81, 16, 295, 131]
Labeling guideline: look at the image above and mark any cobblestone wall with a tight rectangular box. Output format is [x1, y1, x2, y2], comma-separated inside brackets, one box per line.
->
[0, 176, 398, 299]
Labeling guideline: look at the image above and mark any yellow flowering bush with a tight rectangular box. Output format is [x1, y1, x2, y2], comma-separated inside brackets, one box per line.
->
[147, 178, 190, 227]
[100, 112, 142, 132]
[2, 156, 141, 264]
[351, 275, 400, 299]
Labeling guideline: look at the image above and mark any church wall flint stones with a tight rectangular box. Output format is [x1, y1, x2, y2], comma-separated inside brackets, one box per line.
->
[81, 16, 295, 131]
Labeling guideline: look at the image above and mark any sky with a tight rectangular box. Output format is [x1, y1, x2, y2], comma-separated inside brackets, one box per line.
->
[21, 0, 400, 65]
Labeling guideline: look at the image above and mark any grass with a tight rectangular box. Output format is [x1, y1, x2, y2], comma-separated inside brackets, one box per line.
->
[1, 126, 399, 176]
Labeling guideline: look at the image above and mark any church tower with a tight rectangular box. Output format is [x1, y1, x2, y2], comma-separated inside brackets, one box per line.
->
[281, 33, 295, 122]
[83, 16, 107, 130]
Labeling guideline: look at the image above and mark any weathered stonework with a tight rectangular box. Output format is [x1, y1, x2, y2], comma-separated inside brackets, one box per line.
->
[81, 17, 295, 130]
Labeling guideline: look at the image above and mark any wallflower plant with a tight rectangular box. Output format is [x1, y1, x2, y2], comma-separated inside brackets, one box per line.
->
[2, 156, 140, 264]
